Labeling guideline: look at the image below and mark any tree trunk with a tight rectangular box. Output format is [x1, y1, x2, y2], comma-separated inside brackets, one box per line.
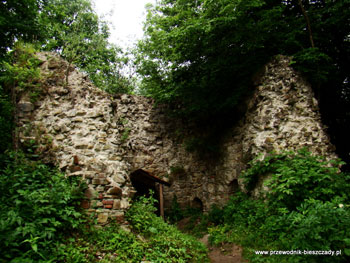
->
[298, 0, 315, 48]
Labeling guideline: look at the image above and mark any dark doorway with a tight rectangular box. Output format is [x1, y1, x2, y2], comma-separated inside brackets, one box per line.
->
[130, 169, 170, 217]
[130, 169, 157, 200]
[191, 197, 204, 212]
[229, 179, 239, 194]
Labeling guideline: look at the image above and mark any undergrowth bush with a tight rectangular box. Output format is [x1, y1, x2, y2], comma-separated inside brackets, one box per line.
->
[208, 149, 350, 263]
[55, 223, 146, 263]
[166, 195, 184, 224]
[242, 149, 349, 210]
[51, 194, 210, 263]
[0, 85, 13, 158]
[126, 193, 209, 262]
[0, 43, 43, 102]
[0, 151, 86, 263]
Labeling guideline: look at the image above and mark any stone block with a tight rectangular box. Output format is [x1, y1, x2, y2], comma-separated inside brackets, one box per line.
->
[102, 200, 114, 205]
[69, 165, 82, 172]
[84, 172, 95, 179]
[107, 186, 122, 197]
[96, 185, 105, 192]
[92, 179, 100, 185]
[115, 212, 124, 224]
[84, 187, 96, 199]
[113, 200, 121, 209]
[55, 134, 65, 141]
[112, 174, 125, 184]
[97, 213, 109, 224]
[207, 184, 215, 194]
[100, 179, 108, 185]
[77, 110, 86, 116]
[75, 144, 88, 150]
[18, 101, 34, 112]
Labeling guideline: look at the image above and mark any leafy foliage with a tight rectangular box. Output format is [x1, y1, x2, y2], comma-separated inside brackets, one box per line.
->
[0, 154, 209, 262]
[0, 151, 86, 262]
[126, 193, 209, 262]
[0, 0, 43, 58]
[0, 85, 13, 157]
[137, 0, 271, 120]
[0, 0, 134, 95]
[136, 0, 350, 165]
[138, 0, 350, 113]
[54, 223, 146, 263]
[207, 150, 350, 262]
[0, 43, 42, 97]
[166, 195, 184, 224]
[38, 0, 133, 94]
[242, 149, 349, 209]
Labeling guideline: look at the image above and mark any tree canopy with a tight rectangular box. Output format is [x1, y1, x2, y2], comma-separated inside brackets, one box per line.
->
[0, 0, 133, 156]
[0, 0, 133, 94]
[136, 0, 350, 165]
[0, 0, 43, 57]
[38, 0, 133, 93]
[1, 0, 349, 165]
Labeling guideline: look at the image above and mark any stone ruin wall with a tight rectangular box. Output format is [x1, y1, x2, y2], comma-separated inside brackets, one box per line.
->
[17, 53, 336, 223]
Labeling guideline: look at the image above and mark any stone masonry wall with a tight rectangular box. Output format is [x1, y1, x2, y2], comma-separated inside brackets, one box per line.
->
[17, 53, 336, 223]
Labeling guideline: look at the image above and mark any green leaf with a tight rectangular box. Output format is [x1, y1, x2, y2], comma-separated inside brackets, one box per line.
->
[31, 243, 38, 253]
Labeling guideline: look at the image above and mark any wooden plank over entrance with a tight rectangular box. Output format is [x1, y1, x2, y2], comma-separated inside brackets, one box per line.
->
[130, 169, 170, 219]
[133, 169, 170, 186]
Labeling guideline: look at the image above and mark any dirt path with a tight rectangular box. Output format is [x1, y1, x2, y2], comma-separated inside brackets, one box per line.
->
[199, 234, 247, 263]
[176, 218, 247, 262]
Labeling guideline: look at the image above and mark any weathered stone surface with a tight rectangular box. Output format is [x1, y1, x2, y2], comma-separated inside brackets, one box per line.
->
[17, 52, 337, 223]
[84, 187, 96, 199]
[112, 174, 125, 184]
[18, 101, 34, 112]
[97, 213, 109, 224]
[113, 200, 121, 209]
[107, 186, 122, 197]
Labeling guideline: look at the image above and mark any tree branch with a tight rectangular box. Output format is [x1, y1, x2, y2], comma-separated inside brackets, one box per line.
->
[298, 0, 315, 48]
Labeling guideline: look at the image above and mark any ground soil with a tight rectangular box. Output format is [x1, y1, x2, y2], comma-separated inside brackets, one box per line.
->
[177, 218, 247, 263]
[199, 234, 247, 263]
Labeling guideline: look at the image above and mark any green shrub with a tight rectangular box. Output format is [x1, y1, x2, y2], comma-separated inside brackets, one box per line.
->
[242, 149, 350, 210]
[0, 43, 42, 96]
[208, 150, 350, 263]
[166, 195, 184, 224]
[0, 151, 86, 262]
[126, 194, 209, 262]
[55, 223, 146, 263]
[0, 85, 13, 158]
[281, 198, 350, 252]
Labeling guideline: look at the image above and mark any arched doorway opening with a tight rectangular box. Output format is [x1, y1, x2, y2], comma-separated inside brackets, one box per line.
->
[191, 197, 204, 212]
[130, 169, 170, 218]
